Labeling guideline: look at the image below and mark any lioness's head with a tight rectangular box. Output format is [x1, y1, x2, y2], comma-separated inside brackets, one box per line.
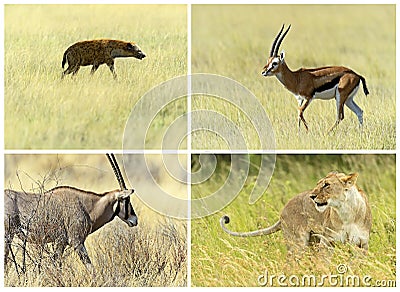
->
[309, 172, 359, 212]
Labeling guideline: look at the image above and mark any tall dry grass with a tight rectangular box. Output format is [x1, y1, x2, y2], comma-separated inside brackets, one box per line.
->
[191, 154, 396, 287]
[5, 218, 187, 287]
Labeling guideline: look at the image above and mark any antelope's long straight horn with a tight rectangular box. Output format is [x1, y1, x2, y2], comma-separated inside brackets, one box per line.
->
[106, 153, 127, 190]
[270, 24, 285, 57]
[273, 24, 291, 57]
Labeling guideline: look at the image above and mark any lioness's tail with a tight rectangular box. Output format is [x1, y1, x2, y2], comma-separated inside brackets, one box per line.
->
[220, 215, 281, 237]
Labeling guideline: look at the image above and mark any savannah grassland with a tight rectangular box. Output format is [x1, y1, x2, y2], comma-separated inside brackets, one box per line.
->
[5, 5, 187, 149]
[191, 5, 395, 150]
[4, 154, 187, 287]
[191, 155, 395, 287]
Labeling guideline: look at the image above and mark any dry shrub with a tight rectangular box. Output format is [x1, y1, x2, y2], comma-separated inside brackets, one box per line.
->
[5, 215, 187, 287]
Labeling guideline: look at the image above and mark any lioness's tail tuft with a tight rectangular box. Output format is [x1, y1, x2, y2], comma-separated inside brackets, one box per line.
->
[222, 215, 230, 224]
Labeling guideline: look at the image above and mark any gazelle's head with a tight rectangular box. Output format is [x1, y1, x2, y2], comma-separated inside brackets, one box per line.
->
[261, 24, 291, 77]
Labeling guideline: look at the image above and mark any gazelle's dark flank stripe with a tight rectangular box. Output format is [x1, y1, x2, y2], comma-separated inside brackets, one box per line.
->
[312, 75, 342, 97]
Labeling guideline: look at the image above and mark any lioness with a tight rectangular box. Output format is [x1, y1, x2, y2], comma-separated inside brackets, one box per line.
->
[220, 172, 372, 254]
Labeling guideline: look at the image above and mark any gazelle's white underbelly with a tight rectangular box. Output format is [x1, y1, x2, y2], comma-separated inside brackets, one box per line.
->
[314, 85, 338, 100]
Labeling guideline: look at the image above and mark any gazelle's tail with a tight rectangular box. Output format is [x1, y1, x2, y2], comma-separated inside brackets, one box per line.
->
[360, 76, 369, 96]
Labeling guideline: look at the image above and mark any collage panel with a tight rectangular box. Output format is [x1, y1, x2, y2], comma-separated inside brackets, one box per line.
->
[4, 154, 187, 287]
[191, 154, 395, 287]
[191, 4, 395, 150]
[4, 4, 187, 150]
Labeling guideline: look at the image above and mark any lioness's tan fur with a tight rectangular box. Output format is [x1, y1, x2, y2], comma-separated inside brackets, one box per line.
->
[220, 172, 372, 254]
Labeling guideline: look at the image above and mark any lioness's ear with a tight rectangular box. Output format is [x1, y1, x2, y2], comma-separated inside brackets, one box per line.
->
[341, 173, 359, 189]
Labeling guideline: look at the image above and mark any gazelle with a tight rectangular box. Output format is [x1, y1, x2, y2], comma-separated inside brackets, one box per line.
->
[261, 24, 369, 133]
[4, 154, 137, 272]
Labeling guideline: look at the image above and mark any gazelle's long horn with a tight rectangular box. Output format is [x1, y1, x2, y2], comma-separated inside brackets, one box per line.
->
[273, 24, 291, 57]
[270, 24, 285, 57]
[106, 153, 127, 190]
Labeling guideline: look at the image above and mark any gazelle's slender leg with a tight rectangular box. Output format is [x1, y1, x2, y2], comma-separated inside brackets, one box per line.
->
[328, 90, 343, 133]
[328, 119, 341, 133]
[345, 88, 363, 126]
[296, 97, 304, 134]
[298, 98, 311, 132]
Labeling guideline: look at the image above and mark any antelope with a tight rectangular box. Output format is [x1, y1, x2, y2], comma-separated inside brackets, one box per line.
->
[261, 25, 369, 133]
[4, 154, 137, 272]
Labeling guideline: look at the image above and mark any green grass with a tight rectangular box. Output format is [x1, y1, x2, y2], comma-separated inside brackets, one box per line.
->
[5, 4, 187, 149]
[192, 5, 395, 150]
[191, 154, 396, 287]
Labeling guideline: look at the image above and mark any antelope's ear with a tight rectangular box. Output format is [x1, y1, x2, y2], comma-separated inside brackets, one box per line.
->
[279, 51, 285, 62]
[115, 189, 134, 200]
[341, 173, 359, 190]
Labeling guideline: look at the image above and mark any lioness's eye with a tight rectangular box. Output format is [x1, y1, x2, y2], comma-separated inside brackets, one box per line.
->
[323, 183, 330, 188]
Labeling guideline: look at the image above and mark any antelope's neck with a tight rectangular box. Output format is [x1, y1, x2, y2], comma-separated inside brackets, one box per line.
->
[275, 62, 299, 94]
[90, 194, 116, 233]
